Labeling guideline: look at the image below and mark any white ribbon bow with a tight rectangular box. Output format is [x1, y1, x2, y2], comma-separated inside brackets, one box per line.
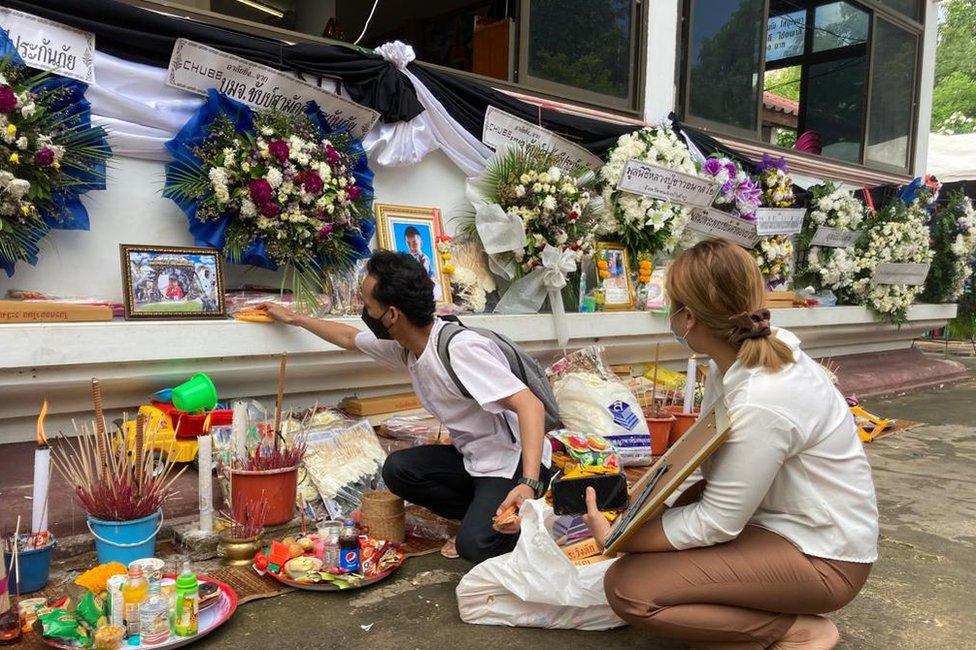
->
[374, 41, 416, 70]
[495, 245, 577, 347]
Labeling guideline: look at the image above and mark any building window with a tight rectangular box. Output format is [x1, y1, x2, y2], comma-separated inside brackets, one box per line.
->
[163, 0, 644, 112]
[521, 0, 639, 108]
[866, 18, 918, 169]
[685, 0, 767, 134]
[681, 0, 924, 173]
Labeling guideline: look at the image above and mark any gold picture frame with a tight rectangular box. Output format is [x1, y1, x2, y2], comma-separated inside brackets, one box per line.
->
[374, 203, 452, 306]
[120, 244, 226, 320]
[595, 242, 635, 311]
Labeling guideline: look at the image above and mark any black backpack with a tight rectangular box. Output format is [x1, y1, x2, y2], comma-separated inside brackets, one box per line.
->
[435, 317, 562, 441]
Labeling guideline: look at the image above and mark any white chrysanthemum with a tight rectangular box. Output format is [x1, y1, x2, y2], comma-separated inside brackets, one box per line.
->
[266, 167, 284, 189]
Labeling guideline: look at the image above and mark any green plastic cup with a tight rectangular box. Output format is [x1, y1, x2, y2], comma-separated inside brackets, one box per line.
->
[171, 373, 218, 412]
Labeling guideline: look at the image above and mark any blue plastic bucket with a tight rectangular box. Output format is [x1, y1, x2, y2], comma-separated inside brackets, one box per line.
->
[2, 539, 56, 594]
[87, 510, 163, 565]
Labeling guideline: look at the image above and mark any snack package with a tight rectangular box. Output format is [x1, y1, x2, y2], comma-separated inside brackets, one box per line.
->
[548, 431, 620, 474]
[38, 609, 88, 646]
[548, 347, 652, 466]
[76, 592, 105, 628]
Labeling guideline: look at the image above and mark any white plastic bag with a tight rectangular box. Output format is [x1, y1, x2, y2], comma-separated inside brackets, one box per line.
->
[455, 499, 625, 630]
[552, 372, 652, 465]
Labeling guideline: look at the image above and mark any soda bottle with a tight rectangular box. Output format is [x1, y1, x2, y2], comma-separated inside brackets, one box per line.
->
[121, 566, 148, 637]
[338, 519, 361, 573]
[173, 561, 199, 637]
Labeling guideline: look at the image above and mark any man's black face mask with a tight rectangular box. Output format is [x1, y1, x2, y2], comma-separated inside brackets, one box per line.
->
[361, 307, 393, 340]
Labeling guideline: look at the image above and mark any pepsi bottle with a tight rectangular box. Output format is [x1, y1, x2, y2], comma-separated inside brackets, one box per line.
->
[338, 519, 361, 573]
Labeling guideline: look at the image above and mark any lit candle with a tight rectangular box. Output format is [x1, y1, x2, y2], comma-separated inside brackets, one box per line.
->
[198, 433, 214, 533]
[31, 401, 50, 538]
[683, 356, 696, 414]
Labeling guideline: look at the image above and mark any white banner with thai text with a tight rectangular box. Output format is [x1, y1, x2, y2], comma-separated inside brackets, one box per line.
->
[686, 208, 759, 248]
[0, 8, 95, 83]
[482, 105, 603, 171]
[616, 160, 720, 209]
[166, 39, 379, 139]
[810, 226, 861, 248]
[871, 262, 931, 286]
[755, 208, 806, 236]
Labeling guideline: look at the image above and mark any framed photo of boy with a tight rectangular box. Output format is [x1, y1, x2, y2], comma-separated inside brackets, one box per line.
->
[374, 203, 452, 305]
[120, 244, 226, 320]
[595, 242, 635, 311]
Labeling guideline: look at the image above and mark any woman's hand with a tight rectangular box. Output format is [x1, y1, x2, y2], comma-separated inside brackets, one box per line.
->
[259, 302, 303, 326]
[493, 483, 535, 534]
[583, 486, 612, 549]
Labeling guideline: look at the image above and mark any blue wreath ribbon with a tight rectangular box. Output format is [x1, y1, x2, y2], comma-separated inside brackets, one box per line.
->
[0, 28, 110, 276]
[165, 89, 375, 272]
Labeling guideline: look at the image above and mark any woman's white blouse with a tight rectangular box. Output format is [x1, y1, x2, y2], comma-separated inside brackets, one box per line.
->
[662, 328, 880, 563]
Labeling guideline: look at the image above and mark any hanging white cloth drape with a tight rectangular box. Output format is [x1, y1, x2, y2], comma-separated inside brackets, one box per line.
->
[372, 41, 492, 176]
[87, 51, 203, 161]
[85, 44, 494, 173]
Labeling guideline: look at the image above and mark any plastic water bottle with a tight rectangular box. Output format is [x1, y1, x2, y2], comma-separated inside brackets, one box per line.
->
[139, 581, 170, 645]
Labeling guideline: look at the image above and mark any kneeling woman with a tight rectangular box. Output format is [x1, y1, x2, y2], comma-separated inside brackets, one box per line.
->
[584, 239, 878, 649]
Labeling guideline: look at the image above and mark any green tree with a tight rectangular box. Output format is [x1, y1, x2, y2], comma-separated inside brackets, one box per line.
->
[932, 0, 976, 132]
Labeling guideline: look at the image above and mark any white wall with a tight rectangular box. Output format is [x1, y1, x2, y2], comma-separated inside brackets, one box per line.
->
[913, 0, 940, 175]
[642, 0, 680, 123]
[0, 149, 469, 301]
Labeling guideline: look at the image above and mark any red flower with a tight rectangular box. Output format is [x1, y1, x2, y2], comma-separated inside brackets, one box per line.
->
[318, 223, 334, 239]
[568, 210, 580, 222]
[345, 185, 362, 201]
[0, 86, 16, 113]
[268, 139, 290, 162]
[34, 147, 55, 167]
[324, 143, 341, 165]
[298, 171, 324, 195]
[260, 201, 281, 218]
[248, 179, 273, 204]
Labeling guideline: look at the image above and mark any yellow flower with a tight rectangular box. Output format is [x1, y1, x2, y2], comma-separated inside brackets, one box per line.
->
[441, 252, 453, 261]
[6, 124, 15, 138]
[443, 264, 455, 275]
[8, 153, 18, 164]
[53, 161, 60, 171]
[21, 204, 30, 215]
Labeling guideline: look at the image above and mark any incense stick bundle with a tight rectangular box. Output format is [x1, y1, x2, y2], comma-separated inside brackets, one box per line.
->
[51, 414, 186, 522]
[134, 413, 145, 487]
[91, 379, 108, 477]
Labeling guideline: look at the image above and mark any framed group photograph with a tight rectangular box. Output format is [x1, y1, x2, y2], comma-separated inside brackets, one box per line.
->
[595, 242, 635, 310]
[120, 244, 226, 320]
[374, 203, 452, 305]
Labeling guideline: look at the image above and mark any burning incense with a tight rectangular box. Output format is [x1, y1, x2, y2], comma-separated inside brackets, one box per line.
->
[273, 352, 287, 440]
[31, 401, 50, 538]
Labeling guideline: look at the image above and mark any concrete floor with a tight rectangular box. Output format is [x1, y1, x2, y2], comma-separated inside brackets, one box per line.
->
[193, 362, 976, 649]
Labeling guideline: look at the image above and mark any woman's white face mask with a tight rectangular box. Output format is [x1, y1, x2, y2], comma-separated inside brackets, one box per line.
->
[670, 305, 692, 347]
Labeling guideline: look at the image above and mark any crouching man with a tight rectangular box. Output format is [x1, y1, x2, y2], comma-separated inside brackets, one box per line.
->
[262, 250, 551, 562]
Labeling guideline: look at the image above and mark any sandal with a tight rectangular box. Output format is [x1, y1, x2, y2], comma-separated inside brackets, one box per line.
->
[440, 536, 459, 559]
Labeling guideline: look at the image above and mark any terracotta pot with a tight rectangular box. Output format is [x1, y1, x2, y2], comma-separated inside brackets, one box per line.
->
[644, 413, 674, 456]
[670, 412, 699, 446]
[230, 465, 298, 526]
